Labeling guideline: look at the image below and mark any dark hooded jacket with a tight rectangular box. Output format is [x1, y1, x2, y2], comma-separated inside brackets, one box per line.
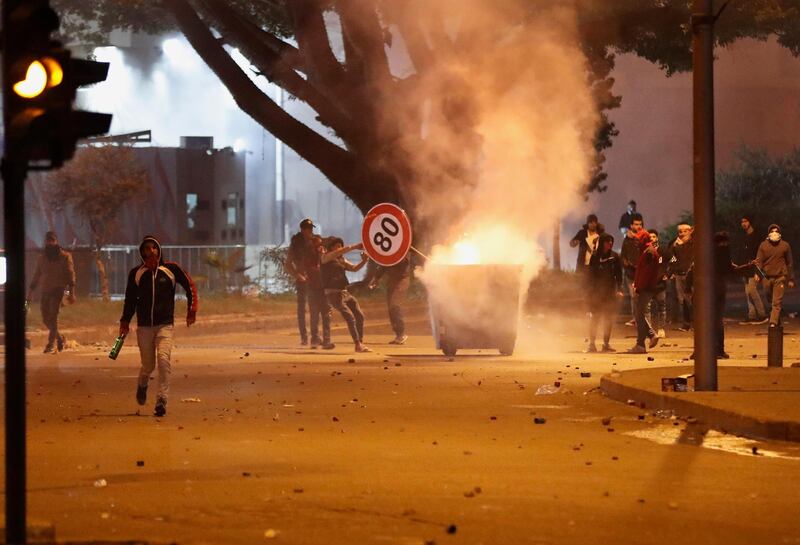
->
[588, 234, 622, 299]
[121, 236, 198, 327]
[755, 224, 794, 280]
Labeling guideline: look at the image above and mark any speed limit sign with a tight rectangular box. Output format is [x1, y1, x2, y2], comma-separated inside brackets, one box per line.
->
[361, 203, 412, 266]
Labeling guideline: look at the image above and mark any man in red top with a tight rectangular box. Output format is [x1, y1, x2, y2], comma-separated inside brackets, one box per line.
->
[628, 230, 661, 353]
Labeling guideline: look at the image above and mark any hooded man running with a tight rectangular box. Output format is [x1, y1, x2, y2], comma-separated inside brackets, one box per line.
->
[120, 236, 198, 417]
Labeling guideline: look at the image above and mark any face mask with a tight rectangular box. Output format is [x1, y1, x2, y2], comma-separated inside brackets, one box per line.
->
[769, 232, 782, 242]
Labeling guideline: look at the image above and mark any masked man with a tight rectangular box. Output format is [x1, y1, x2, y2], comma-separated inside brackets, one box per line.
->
[754, 224, 795, 327]
[27, 231, 76, 353]
[120, 236, 198, 417]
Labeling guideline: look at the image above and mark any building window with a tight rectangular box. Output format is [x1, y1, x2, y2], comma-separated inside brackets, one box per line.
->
[227, 192, 238, 226]
[186, 193, 198, 229]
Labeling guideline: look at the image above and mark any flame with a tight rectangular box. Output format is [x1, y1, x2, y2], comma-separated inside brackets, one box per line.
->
[428, 225, 534, 267]
[429, 235, 481, 265]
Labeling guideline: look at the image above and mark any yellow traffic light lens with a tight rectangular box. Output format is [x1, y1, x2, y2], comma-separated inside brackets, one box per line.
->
[42, 57, 63, 87]
[13, 61, 48, 98]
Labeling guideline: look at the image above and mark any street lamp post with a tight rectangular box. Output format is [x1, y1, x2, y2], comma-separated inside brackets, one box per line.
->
[692, 0, 718, 391]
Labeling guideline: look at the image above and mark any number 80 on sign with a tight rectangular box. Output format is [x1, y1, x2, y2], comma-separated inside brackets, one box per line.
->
[361, 203, 413, 266]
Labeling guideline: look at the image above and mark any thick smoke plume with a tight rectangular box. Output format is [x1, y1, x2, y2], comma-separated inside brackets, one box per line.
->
[385, 2, 599, 339]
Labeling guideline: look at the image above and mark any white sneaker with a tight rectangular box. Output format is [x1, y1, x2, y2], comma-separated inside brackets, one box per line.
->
[389, 335, 408, 345]
[657, 329, 666, 339]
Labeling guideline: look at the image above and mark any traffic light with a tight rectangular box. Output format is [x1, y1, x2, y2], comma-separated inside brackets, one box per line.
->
[3, 0, 113, 170]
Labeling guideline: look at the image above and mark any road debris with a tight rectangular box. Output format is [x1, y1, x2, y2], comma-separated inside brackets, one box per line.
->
[535, 385, 559, 395]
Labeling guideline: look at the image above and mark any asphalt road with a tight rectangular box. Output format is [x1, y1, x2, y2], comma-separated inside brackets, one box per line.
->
[4, 313, 800, 545]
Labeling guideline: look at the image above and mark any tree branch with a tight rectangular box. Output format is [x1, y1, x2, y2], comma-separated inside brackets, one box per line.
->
[287, 0, 346, 87]
[165, 0, 363, 200]
[199, 0, 355, 141]
[337, 0, 392, 83]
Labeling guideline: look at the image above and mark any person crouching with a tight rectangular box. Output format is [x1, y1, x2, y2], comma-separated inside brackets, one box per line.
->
[586, 233, 623, 353]
[321, 237, 371, 353]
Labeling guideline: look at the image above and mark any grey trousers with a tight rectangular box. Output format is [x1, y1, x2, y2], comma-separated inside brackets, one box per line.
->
[674, 274, 692, 325]
[744, 276, 766, 319]
[137, 325, 174, 401]
[763, 276, 786, 325]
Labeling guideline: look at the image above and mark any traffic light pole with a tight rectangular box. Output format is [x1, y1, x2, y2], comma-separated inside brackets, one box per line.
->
[1, 159, 28, 545]
[692, 0, 718, 391]
[4, 1, 29, 541]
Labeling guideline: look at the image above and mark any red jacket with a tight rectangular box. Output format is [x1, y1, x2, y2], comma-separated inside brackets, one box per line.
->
[634, 243, 660, 293]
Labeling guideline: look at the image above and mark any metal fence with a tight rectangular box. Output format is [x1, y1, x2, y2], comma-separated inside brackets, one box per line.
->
[97, 245, 251, 297]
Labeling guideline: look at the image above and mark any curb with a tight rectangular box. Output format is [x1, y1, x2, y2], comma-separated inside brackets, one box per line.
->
[600, 373, 800, 442]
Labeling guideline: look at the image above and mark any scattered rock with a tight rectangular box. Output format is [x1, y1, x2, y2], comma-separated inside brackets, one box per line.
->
[264, 529, 278, 539]
[752, 446, 759, 455]
[752, 354, 758, 359]
[533, 417, 546, 425]
[489, 416, 497, 421]
[463, 490, 475, 498]
[136, 460, 144, 467]
[244, 352, 250, 357]
[93, 478, 108, 488]
[601, 417, 612, 426]
[332, 416, 339, 422]
[446, 525, 457, 535]
[181, 398, 202, 403]
[580, 372, 591, 378]
[293, 487, 304, 493]
[395, 363, 401, 367]
[647, 357, 655, 361]
[348, 358, 356, 363]
[668, 502, 679, 510]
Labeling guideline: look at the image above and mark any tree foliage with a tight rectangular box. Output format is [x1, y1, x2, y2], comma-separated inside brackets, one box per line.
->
[717, 146, 800, 247]
[51, 0, 799, 210]
[45, 145, 150, 249]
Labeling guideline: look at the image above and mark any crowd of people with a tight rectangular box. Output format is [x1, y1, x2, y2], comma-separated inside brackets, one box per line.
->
[24, 207, 794, 417]
[572, 201, 795, 356]
[284, 218, 412, 355]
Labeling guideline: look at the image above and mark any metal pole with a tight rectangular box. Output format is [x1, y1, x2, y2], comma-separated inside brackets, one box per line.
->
[552, 219, 561, 271]
[2, 159, 28, 544]
[692, 0, 718, 391]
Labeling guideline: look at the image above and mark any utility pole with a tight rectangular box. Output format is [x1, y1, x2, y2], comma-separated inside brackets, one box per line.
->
[692, 0, 718, 391]
[552, 219, 561, 270]
[3, 3, 113, 541]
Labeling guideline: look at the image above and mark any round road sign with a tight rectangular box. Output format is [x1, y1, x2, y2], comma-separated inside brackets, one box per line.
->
[361, 203, 412, 266]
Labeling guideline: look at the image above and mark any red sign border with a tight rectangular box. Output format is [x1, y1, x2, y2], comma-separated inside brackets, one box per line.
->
[361, 203, 412, 266]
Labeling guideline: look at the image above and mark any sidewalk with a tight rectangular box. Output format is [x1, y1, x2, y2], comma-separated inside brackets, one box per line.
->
[601, 365, 800, 442]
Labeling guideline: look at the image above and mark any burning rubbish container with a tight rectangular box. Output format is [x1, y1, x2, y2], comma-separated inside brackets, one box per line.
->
[426, 264, 522, 357]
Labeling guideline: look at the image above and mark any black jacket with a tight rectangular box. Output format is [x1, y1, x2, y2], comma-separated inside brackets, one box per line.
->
[121, 236, 198, 327]
[737, 229, 762, 264]
[588, 250, 622, 297]
[667, 238, 693, 275]
[620, 235, 642, 274]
